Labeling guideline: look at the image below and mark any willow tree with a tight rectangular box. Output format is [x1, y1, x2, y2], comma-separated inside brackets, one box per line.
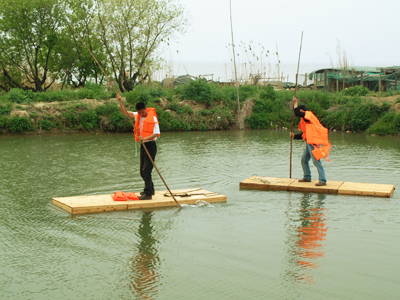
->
[0, 0, 66, 91]
[96, 0, 187, 92]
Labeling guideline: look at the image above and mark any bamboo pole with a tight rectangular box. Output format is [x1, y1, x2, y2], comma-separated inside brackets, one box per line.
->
[290, 31, 303, 179]
[229, 0, 241, 129]
[65, 18, 181, 208]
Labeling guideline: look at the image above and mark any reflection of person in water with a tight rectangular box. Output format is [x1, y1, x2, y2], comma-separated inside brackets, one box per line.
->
[130, 212, 160, 299]
[296, 193, 327, 271]
[283, 193, 327, 285]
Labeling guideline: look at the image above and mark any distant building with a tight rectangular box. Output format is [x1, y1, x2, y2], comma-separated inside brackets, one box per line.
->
[307, 66, 400, 92]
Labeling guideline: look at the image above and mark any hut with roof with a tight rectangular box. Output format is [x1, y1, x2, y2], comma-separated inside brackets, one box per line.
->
[307, 66, 399, 92]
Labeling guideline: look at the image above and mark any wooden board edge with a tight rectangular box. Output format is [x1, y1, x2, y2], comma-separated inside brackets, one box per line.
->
[52, 198, 73, 214]
[338, 185, 395, 198]
[240, 182, 289, 191]
[126, 195, 228, 210]
[72, 204, 129, 214]
[287, 185, 339, 194]
[390, 186, 395, 197]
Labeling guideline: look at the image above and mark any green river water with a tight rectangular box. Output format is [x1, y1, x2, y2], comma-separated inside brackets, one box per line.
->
[1, 130, 399, 299]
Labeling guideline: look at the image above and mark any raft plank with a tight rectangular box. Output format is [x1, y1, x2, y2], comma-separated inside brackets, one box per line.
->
[239, 176, 297, 191]
[52, 188, 226, 214]
[240, 177, 394, 197]
[288, 180, 344, 194]
[338, 182, 395, 197]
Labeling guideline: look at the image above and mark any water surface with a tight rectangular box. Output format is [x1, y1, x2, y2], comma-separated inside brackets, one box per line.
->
[1, 130, 399, 299]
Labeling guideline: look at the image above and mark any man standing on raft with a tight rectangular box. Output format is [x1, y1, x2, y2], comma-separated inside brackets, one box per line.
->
[290, 96, 331, 186]
[117, 94, 160, 200]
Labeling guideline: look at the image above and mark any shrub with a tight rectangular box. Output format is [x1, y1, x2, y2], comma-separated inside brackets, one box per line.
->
[124, 85, 152, 105]
[8, 89, 28, 104]
[182, 105, 194, 115]
[85, 82, 104, 93]
[166, 102, 194, 115]
[109, 111, 132, 131]
[199, 123, 207, 131]
[125, 89, 140, 105]
[40, 119, 53, 130]
[0, 102, 13, 116]
[259, 85, 276, 100]
[295, 90, 333, 110]
[341, 86, 370, 97]
[324, 109, 352, 131]
[148, 86, 165, 100]
[367, 112, 400, 135]
[96, 103, 120, 116]
[169, 119, 182, 131]
[0, 116, 8, 128]
[77, 88, 96, 100]
[35, 90, 77, 102]
[7, 116, 32, 133]
[63, 109, 78, 128]
[180, 79, 212, 103]
[238, 85, 258, 101]
[350, 102, 390, 131]
[246, 96, 291, 129]
[78, 110, 98, 131]
[168, 102, 181, 112]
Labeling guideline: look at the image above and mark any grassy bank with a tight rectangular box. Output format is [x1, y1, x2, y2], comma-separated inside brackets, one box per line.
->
[0, 81, 399, 136]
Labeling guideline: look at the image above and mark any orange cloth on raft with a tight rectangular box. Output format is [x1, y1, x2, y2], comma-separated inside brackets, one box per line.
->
[112, 191, 139, 201]
[134, 107, 160, 142]
[298, 111, 331, 161]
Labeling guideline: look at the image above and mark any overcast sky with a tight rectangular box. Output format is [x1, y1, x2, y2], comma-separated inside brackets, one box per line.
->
[165, 0, 400, 68]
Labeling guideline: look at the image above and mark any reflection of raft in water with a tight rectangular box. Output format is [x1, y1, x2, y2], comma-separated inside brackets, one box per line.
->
[52, 188, 227, 214]
[240, 176, 395, 198]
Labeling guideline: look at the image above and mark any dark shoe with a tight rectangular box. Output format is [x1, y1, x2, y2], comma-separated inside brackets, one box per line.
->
[298, 178, 311, 182]
[140, 191, 155, 196]
[138, 195, 152, 200]
[315, 182, 327, 186]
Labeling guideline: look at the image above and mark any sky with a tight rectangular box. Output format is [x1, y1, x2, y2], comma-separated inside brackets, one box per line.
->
[161, 0, 400, 79]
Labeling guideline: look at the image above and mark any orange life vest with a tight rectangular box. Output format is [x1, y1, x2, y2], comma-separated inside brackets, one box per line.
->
[134, 107, 160, 142]
[112, 191, 139, 201]
[298, 111, 331, 161]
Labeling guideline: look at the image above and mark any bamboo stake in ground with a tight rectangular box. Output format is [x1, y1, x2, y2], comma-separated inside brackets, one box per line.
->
[65, 18, 181, 208]
[290, 31, 303, 179]
[229, 0, 241, 129]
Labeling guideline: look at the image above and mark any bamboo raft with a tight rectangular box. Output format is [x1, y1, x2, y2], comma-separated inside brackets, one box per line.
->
[52, 188, 227, 214]
[240, 176, 395, 198]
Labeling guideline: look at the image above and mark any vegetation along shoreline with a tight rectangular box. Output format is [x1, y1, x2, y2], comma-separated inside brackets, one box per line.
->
[1, 81, 399, 137]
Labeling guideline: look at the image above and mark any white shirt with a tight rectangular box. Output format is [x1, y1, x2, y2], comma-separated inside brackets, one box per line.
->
[132, 112, 160, 141]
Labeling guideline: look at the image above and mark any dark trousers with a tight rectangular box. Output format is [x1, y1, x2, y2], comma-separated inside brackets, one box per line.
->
[140, 141, 157, 196]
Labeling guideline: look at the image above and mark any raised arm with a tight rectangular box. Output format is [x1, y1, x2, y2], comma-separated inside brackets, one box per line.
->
[116, 94, 136, 118]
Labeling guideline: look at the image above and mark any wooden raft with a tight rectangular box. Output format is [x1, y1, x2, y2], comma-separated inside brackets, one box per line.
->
[52, 188, 227, 214]
[240, 176, 395, 198]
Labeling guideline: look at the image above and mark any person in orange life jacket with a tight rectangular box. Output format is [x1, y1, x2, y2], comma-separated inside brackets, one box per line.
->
[117, 94, 160, 200]
[290, 96, 327, 186]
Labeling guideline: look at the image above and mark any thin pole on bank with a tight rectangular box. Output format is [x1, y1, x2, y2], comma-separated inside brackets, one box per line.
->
[290, 31, 303, 178]
[65, 18, 181, 208]
[229, 0, 241, 129]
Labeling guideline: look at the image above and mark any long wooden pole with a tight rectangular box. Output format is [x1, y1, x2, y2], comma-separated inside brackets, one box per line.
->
[229, 0, 241, 129]
[65, 18, 181, 208]
[290, 31, 303, 179]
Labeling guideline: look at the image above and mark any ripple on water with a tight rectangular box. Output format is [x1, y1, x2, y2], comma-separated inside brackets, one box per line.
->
[1, 131, 400, 299]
